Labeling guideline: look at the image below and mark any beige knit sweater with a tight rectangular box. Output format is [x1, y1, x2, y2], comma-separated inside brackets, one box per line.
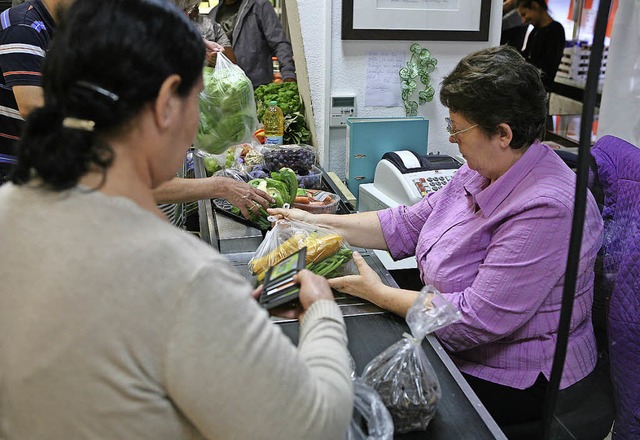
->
[0, 184, 353, 439]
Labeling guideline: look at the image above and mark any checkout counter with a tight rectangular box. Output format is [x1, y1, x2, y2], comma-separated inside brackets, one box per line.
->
[192, 155, 506, 439]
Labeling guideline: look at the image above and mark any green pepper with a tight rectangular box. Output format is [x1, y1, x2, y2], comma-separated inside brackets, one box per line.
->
[296, 188, 307, 197]
[276, 167, 299, 205]
[265, 177, 289, 202]
[267, 188, 285, 207]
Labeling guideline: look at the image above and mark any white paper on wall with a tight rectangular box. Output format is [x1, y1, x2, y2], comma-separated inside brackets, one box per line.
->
[364, 50, 406, 107]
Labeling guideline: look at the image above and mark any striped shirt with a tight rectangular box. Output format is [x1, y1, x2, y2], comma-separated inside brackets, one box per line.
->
[378, 141, 603, 390]
[0, 0, 54, 162]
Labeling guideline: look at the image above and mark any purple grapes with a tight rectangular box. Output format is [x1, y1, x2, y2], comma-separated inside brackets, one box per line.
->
[264, 145, 316, 175]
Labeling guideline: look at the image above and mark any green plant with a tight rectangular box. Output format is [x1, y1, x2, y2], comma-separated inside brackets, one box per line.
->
[254, 82, 312, 144]
[399, 43, 438, 116]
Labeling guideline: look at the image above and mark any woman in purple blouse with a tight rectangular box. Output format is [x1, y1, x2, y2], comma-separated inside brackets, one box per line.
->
[271, 45, 604, 430]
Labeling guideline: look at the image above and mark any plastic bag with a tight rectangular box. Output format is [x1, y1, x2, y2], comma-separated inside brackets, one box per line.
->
[263, 144, 316, 175]
[199, 141, 265, 177]
[196, 52, 258, 155]
[249, 219, 357, 282]
[361, 286, 461, 434]
[347, 377, 394, 440]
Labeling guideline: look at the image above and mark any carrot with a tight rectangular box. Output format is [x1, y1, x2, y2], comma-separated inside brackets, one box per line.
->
[294, 196, 310, 204]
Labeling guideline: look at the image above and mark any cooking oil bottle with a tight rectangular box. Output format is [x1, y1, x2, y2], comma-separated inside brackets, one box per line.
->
[263, 101, 284, 146]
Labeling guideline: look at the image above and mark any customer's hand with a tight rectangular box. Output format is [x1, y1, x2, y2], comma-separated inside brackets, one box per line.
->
[267, 207, 313, 224]
[328, 252, 384, 300]
[251, 270, 334, 320]
[218, 177, 273, 219]
[204, 39, 224, 66]
[296, 269, 336, 320]
[297, 269, 334, 308]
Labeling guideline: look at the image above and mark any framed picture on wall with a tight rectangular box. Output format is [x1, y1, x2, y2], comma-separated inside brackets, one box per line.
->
[342, 0, 491, 41]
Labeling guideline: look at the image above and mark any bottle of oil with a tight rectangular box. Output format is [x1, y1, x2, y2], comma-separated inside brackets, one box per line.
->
[263, 100, 284, 146]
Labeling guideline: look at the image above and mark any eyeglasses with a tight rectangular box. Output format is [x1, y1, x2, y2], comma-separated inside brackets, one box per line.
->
[445, 117, 478, 139]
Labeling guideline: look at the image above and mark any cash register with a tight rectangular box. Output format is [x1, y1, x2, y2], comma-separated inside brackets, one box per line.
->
[358, 150, 461, 271]
[358, 150, 461, 211]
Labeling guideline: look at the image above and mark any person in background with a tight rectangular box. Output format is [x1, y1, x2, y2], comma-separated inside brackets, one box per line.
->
[501, 0, 528, 51]
[209, 0, 296, 88]
[0, 1, 352, 439]
[173, 0, 237, 65]
[271, 45, 603, 433]
[518, 0, 566, 93]
[0, 0, 70, 184]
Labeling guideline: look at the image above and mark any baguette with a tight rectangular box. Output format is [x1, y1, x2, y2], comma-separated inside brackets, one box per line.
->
[251, 233, 344, 278]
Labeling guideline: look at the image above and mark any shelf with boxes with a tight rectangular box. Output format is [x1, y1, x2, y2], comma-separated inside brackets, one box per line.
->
[553, 40, 607, 106]
[557, 40, 608, 83]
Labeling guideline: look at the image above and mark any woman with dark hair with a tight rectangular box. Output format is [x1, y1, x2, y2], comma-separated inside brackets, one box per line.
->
[0, 1, 352, 438]
[271, 45, 603, 429]
[517, 0, 566, 92]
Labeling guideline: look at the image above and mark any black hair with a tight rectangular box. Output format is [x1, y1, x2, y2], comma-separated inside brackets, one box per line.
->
[11, 0, 205, 190]
[517, 0, 548, 11]
[439, 45, 547, 149]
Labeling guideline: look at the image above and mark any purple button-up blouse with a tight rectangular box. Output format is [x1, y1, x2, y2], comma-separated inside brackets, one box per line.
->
[378, 141, 603, 390]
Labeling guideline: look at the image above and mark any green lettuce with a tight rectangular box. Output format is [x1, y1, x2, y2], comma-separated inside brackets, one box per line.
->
[196, 66, 258, 154]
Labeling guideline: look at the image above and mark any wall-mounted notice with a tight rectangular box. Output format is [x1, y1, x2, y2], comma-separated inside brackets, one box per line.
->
[365, 50, 406, 107]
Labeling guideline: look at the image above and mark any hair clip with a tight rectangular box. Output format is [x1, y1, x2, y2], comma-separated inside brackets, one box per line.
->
[62, 117, 96, 132]
[76, 81, 119, 102]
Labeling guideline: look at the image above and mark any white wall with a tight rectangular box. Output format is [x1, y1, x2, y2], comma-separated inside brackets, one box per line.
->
[598, 0, 640, 147]
[296, 0, 504, 178]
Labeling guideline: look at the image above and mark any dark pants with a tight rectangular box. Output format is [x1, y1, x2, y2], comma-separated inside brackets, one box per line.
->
[463, 366, 597, 428]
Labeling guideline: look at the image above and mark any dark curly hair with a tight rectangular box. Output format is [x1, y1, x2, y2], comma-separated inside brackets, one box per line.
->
[440, 45, 547, 149]
[11, 0, 205, 190]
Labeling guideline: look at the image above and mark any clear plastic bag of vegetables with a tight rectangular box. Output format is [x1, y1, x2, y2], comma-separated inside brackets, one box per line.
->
[361, 286, 461, 434]
[200, 142, 265, 176]
[196, 52, 258, 155]
[249, 219, 357, 282]
[199, 146, 242, 176]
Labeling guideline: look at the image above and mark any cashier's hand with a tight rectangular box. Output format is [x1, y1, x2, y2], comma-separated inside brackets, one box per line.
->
[219, 178, 274, 220]
[328, 252, 384, 300]
[267, 207, 313, 224]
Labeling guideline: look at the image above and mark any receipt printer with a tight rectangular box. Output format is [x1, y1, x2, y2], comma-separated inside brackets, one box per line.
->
[371, 150, 461, 207]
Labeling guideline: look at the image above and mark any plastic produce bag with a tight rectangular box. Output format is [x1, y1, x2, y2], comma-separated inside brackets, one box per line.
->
[361, 286, 461, 433]
[196, 52, 258, 155]
[199, 142, 267, 177]
[263, 144, 316, 175]
[249, 219, 357, 282]
[347, 377, 394, 440]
